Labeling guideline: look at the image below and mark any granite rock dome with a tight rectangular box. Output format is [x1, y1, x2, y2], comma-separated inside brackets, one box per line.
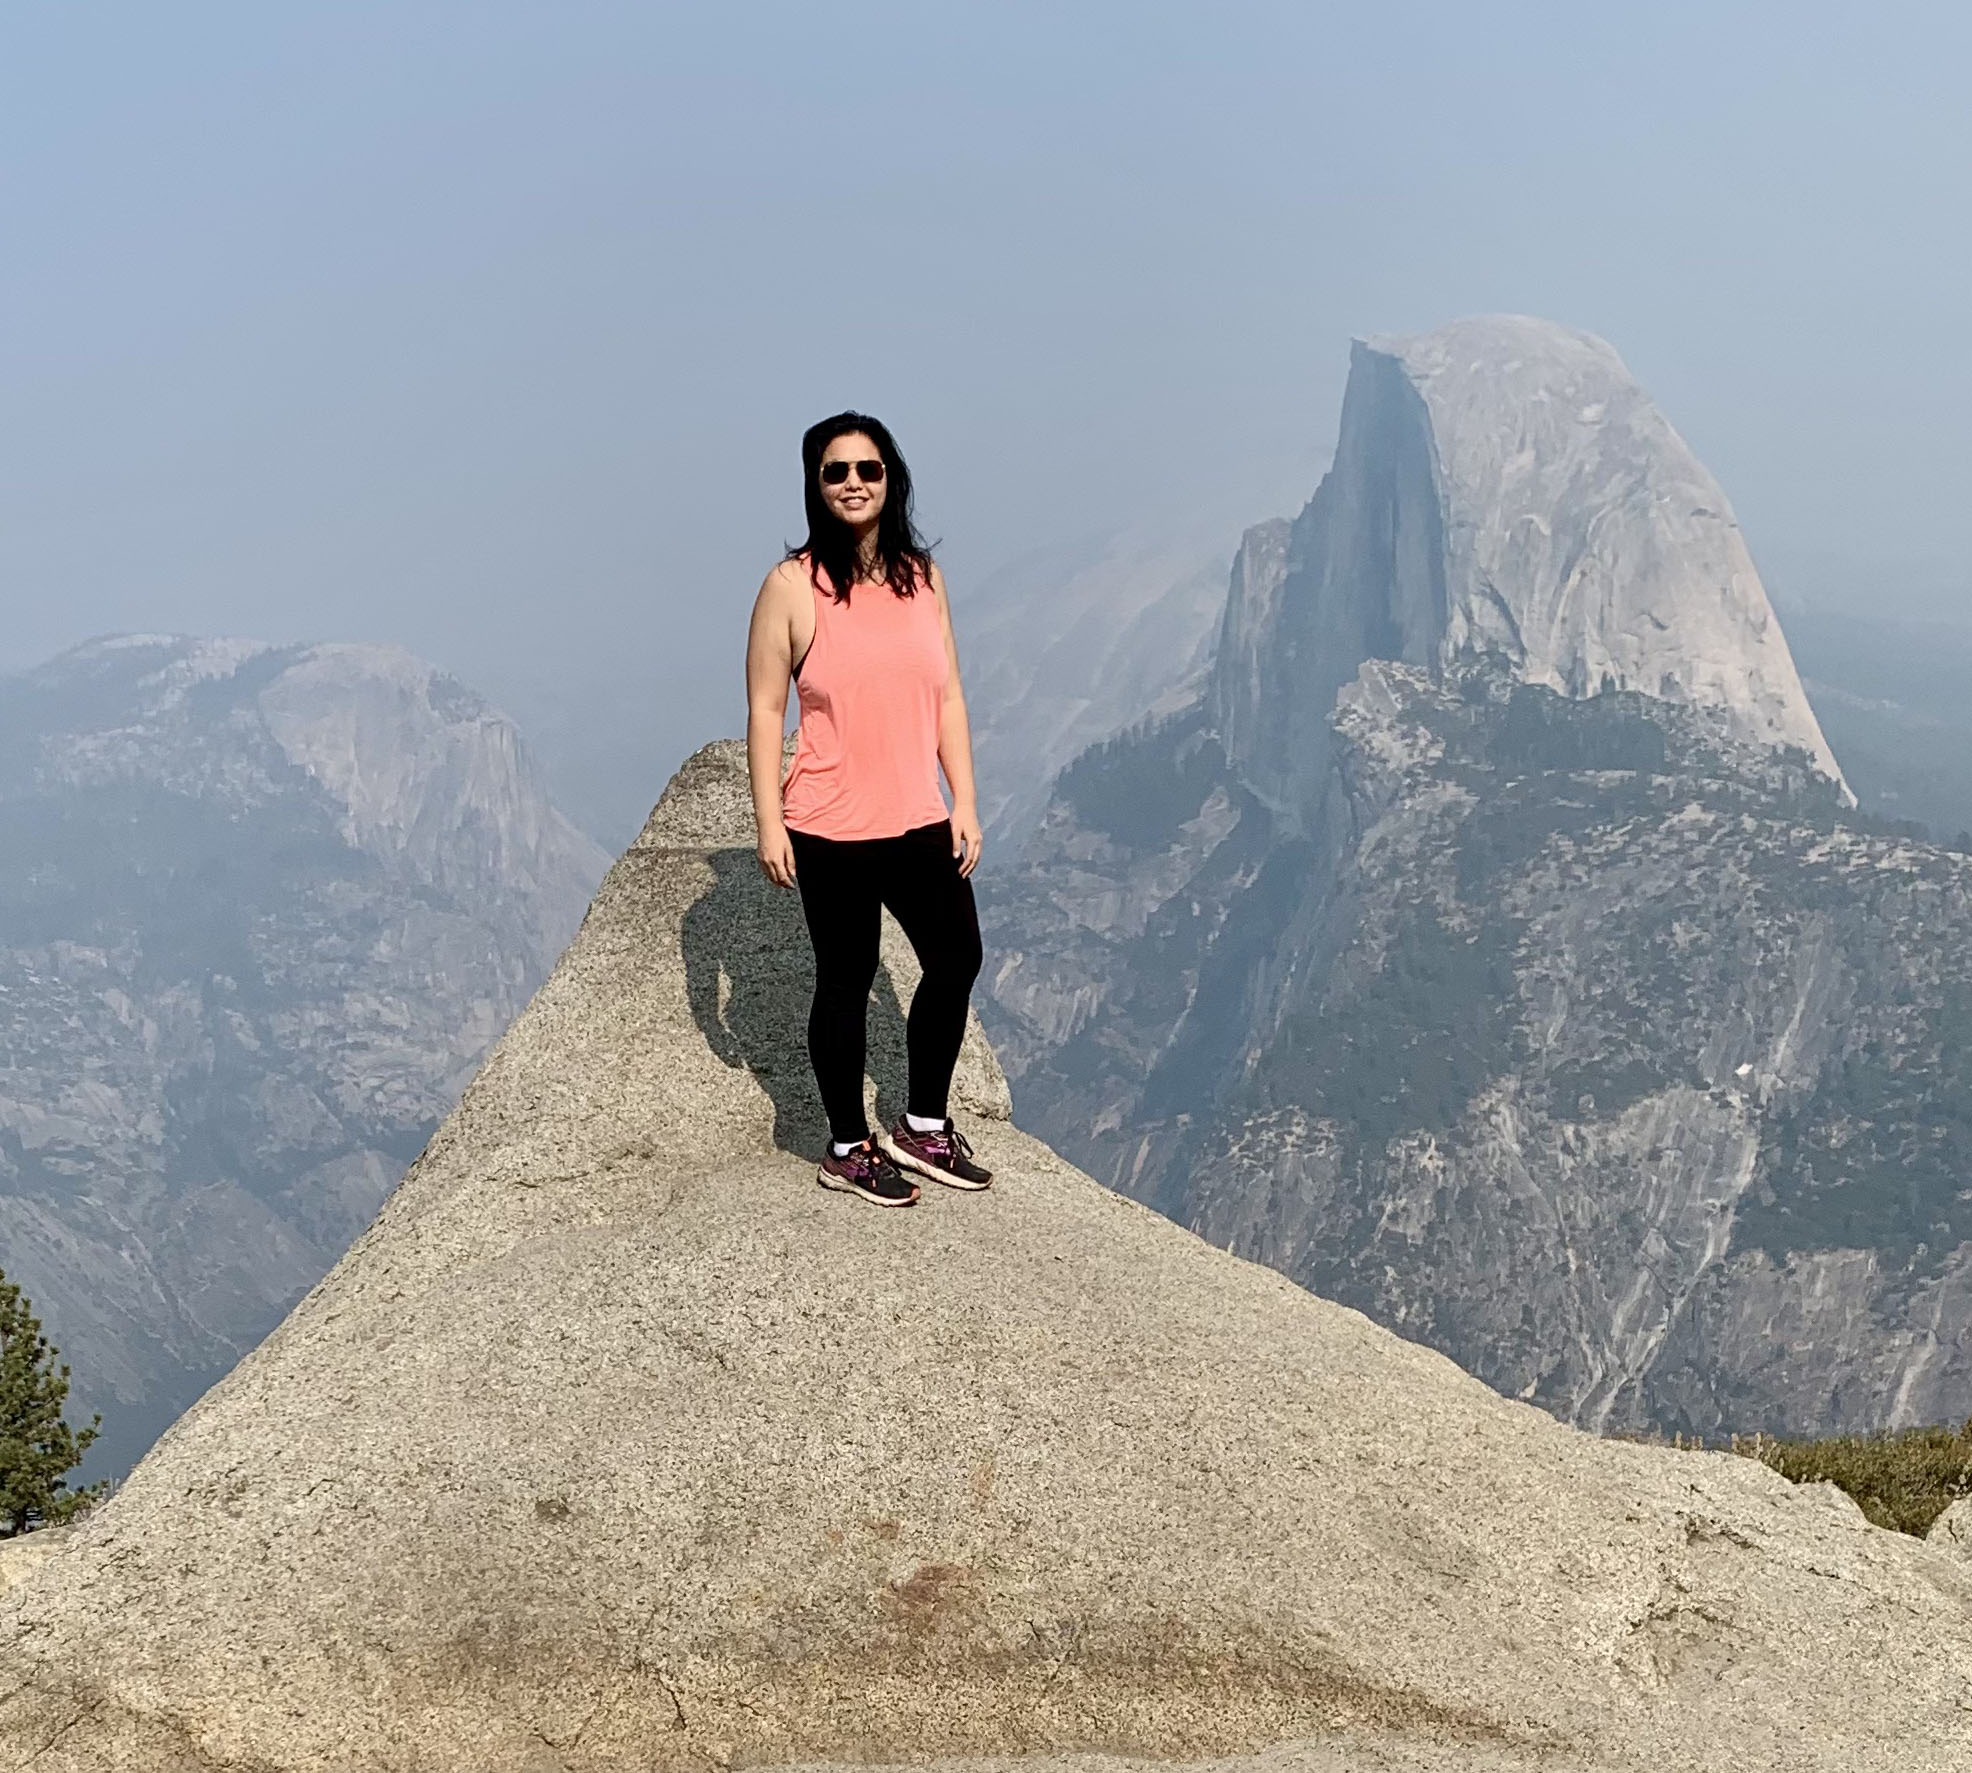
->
[1211, 314, 1846, 827]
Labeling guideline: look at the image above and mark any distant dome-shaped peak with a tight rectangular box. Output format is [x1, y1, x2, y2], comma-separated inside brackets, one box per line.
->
[284, 640, 443, 685]
[1362, 313, 1629, 380]
[59, 630, 200, 657]
[17, 633, 279, 705]
[1209, 318, 1848, 816]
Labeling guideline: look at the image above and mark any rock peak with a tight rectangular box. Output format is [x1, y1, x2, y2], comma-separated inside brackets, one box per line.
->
[1211, 316, 1847, 827]
[1362, 310, 1626, 369]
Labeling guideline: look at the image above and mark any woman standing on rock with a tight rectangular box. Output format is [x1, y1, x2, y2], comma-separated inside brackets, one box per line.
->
[744, 411, 993, 1207]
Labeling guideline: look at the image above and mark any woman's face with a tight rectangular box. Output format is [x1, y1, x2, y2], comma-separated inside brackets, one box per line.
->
[818, 432, 888, 530]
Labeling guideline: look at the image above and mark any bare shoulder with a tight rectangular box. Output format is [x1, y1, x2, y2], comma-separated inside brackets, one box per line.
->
[757, 556, 810, 606]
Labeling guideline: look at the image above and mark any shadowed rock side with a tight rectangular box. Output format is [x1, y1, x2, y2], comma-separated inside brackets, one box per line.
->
[3, 741, 1969, 1772]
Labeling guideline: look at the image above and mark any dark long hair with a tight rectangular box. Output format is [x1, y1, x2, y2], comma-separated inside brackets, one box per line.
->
[786, 411, 936, 602]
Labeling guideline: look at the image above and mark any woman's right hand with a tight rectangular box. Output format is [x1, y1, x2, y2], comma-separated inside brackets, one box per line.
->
[758, 824, 797, 889]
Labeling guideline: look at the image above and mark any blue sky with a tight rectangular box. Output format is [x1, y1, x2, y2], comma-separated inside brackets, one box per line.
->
[4, 2, 1968, 786]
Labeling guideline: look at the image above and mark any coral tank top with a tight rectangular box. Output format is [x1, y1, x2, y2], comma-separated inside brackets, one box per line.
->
[781, 561, 951, 840]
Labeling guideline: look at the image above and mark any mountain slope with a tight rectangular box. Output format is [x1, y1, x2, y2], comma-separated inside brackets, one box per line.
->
[1787, 604, 1972, 841]
[0, 634, 609, 1474]
[0, 738, 1966, 1773]
[981, 317, 1966, 1438]
[988, 656, 1972, 1436]
[959, 524, 1237, 852]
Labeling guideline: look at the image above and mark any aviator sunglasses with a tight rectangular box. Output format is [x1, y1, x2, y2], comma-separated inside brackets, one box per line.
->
[820, 457, 886, 486]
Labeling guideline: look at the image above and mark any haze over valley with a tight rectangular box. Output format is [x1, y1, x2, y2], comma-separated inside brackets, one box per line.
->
[5, 9, 1972, 1766]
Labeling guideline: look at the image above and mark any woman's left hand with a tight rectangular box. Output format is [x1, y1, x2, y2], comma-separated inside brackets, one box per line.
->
[951, 808, 984, 878]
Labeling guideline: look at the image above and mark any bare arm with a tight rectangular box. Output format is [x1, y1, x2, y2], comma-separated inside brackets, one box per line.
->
[744, 563, 800, 886]
[928, 563, 983, 875]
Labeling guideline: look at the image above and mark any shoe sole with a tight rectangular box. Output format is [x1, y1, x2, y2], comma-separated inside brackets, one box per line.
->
[816, 1166, 920, 1207]
[880, 1135, 994, 1191]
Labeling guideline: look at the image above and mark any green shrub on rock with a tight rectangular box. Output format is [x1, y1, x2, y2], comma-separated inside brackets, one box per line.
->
[1634, 1419, 1972, 1537]
[0, 1270, 104, 1537]
[1732, 1419, 1972, 1537]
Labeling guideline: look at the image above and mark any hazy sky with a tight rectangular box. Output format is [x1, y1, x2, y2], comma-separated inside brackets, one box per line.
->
[6, 2, 1969, 809]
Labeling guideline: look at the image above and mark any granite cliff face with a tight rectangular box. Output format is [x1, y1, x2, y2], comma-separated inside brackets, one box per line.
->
[1210, 317, 1846, 828]
[2, 739, 1968, 1773]
[981, 317, 1967, 1439]
[986, 660, 1972, 1437]
[0, 635, 609, 1474]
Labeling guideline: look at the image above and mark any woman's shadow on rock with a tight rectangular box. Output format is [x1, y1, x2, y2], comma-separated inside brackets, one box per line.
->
[679, 847, 915, 1160]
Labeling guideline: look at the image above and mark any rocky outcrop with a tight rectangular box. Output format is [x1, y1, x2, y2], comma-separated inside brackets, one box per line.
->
[2, 739, 1969, 1773]
[1209, 316, 1845, 828]
[1929, 1497, 1972, 1556]
[0, 1530, 68, 1600]
[0, 635, 609, 1475]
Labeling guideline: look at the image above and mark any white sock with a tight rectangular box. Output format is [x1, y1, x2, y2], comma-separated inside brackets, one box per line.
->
[905, 1112, 947, 1133]
[832, 1137, 866, 1157]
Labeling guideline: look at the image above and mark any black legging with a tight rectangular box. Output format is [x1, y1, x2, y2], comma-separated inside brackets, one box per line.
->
[787, 816, 983, 1144]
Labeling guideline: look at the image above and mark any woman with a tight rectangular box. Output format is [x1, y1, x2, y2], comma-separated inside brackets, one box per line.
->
[744, 411, 993, 1207]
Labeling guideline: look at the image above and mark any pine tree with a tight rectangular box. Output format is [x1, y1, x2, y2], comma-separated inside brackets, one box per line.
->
[0, 1268, 105, 1537]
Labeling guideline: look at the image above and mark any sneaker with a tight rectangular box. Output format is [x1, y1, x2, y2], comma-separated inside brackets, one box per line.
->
[817, 1137, 920, 1207]
[881, 1116, 994, 1190]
